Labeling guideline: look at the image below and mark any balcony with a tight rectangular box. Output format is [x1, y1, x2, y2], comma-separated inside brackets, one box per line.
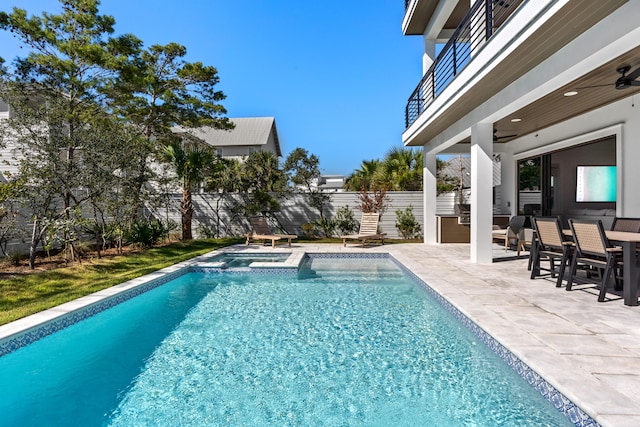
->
[405, 0, 523, 128]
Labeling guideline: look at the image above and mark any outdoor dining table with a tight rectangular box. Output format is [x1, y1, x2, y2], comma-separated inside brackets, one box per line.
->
[605, 230, 640, 306]
[562, 229, 640, 306]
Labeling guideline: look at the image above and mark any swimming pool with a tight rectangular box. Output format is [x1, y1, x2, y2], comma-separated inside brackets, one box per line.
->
[0, 254, 586, 426]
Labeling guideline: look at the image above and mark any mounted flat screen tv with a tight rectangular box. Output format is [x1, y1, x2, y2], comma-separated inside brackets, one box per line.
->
[575, 165, 617, 202]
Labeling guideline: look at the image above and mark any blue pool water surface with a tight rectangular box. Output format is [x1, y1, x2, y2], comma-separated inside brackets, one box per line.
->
[0, 257, 574, 426]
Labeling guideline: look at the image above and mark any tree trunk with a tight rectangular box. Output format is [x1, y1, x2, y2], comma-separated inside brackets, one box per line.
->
[29, 219, 38, 270]
[181, 184, 193, 240]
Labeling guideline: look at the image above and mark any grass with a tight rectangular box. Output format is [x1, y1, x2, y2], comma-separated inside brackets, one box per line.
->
[0, 237, 242, 326]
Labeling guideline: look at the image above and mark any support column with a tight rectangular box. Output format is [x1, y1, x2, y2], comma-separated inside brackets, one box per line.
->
[497, 151, 515, 215]
[424, 147, 437, 244]
[470, 123, 494, 263]
[423, 37, 436, 74]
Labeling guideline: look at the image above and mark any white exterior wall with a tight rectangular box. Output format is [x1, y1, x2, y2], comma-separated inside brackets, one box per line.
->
[218, 145, 253, 158]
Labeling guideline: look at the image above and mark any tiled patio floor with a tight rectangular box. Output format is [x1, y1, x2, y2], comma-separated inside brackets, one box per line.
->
[239, 242, 640, 427]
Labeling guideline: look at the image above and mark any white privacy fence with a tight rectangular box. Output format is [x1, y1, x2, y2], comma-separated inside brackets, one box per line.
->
[149, 190, 476, 240]
[5, 190, 485, 255]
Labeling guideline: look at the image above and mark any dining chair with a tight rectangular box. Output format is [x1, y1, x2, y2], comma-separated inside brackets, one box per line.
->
[523, 228, 536, 270]
[609, 217, 640, 287]
[566, 219, 623, 302]
[530, 217, 573, 287]
[611, 217, 640, 232]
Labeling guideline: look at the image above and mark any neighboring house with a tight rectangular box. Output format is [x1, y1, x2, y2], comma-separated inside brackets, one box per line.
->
[172, 117, 282, 161]
[0, 99, 20, 181]
[316, 175, 346, 192]
[402, 1, 640, 262]
[0, 99, 10, 120]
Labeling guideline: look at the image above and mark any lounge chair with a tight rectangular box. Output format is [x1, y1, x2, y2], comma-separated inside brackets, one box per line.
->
[341, 212, 386, 247]
[244, 216, 297, 248]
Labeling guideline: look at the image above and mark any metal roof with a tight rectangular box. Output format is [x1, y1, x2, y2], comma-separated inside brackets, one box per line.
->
[173, 117, 282, 156]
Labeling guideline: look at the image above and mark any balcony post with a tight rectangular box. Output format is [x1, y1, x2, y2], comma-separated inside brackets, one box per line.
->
[485, 0, 493, 39]
[422, 37, 436, 75]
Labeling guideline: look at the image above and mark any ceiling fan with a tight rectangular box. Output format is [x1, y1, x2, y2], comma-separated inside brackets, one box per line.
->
[614, 66, 640, 89]
[578, 66, 640, 90]
[493, 128, 517, 142]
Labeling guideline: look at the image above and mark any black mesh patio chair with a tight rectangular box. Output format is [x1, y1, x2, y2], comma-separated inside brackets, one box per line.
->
[530, 217, 573, 287]
[566, 219, 623, 302]
[492, 215, 527, 255]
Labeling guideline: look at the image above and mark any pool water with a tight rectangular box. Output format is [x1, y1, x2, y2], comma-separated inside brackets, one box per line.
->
[0, 257, 573, 426]
[207, 252, 291, 267]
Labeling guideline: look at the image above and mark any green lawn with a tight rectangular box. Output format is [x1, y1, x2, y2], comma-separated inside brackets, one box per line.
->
[0, 238, 242, 326]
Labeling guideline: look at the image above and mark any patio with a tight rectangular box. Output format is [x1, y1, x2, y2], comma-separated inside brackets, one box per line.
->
[246, 242, 640, 427]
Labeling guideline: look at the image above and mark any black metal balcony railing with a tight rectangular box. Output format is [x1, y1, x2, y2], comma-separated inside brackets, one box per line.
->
[405, 0, 523, 128]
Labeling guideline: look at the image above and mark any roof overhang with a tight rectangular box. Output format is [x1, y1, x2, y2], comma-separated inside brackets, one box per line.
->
[403, 0, 470, 37]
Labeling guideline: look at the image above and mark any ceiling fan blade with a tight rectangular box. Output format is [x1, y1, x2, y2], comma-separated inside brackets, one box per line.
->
[494, 134, 517, 140]
[626, 66, 640, 81]
[577, 83, 613, 89]
[629, 80, 640, 86]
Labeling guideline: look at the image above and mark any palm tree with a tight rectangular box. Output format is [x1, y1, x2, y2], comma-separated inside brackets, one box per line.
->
[344, 159, 382, 191]
[379, 147, 423, 191]
[237, 151, 287, 215]
[241, 151, 287, 193]
[160, 140, 214, 240]
[436, 157, 459, 195]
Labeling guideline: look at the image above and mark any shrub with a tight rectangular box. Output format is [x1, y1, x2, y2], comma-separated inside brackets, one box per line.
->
[356, 187, 390, 215]
[126, 219, 176, 248]
[395, 205, 422, 239]
[315, 217, 336, 238]
[197, 224, 218, 239]
[5, 251, 23, 266]
[301, 222, 317, 237]
[334, 205, 357, 234]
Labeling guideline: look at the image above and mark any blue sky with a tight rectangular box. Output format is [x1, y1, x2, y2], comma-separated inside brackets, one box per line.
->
[0, 1, 423, 176]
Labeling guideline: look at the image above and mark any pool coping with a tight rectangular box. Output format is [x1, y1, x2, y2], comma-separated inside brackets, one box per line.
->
[0, 246, 598, 426]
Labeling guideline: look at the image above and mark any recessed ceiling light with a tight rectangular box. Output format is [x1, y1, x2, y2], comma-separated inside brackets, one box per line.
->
[564, 91, 578, 97]
[510, 118, 522, 122]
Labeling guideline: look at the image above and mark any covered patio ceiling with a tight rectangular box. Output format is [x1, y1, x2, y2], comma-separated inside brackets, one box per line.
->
[491, 46, 640, 145]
